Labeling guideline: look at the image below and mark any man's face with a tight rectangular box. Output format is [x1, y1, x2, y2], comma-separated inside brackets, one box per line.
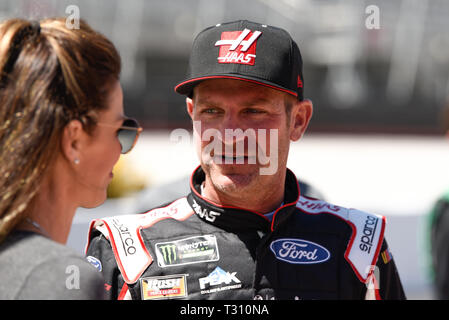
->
[187, 79, 312, 203]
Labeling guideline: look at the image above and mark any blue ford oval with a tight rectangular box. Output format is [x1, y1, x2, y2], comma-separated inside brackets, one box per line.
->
[86, 255, 103, 272]
[270, 238, 331, 264]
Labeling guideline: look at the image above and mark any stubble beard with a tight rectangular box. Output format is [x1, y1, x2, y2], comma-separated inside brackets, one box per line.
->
[202, 160, 261, 199]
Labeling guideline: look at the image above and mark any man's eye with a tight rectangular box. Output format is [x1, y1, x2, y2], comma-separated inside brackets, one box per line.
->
[202, 108, 218, 114]
[245, 108, 264, 114]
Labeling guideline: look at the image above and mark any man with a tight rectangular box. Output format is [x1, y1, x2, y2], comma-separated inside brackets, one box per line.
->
[428, 101, 449, 299]
[428, 189, 449, 299]
[86, 20, 405, 300]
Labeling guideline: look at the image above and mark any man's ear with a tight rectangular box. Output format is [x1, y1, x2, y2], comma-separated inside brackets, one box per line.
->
[60, 119, 84, 164]
[186, 97, 194, 119]
[290, 99, 313, 142]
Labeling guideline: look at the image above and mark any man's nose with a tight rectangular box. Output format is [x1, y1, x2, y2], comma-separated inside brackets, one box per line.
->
[219, 113, 247, 144]
[220, 112, 241, 131]
[218, 115, 259, 154]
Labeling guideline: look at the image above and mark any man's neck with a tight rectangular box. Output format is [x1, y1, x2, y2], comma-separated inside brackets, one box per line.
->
[201, 174, 286, 214]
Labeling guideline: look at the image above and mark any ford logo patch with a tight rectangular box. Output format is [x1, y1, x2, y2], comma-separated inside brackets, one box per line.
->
[270, 238, 331, 264]
[86, 256, 102, 272]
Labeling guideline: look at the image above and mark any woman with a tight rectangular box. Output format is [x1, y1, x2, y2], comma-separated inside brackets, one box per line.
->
[0, 18, 142, 299]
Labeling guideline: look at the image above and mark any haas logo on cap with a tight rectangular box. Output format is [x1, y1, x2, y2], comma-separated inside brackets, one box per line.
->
[215, 28, 261, 65]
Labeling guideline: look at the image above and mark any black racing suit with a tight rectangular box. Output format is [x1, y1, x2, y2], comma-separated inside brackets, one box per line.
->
[86, 167, 406, 300]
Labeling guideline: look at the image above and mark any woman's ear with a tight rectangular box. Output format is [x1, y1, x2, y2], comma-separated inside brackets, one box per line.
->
[290, 99, 313, 142]
[60, 120, 84, 165]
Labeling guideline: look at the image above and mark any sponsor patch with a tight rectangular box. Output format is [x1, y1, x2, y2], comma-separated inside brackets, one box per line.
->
[89, 197, 194, 284]
[358, 215, 379, 254]
[297, 198, 344, 214]
[215, 28, 261, 65]
[140, 274, 188, 300]
[155, 235, 219, 268]
[270, 238, 331, 264]
[191, 199, 221, 222]
[86, 256, 102, 272]
[296, 196, 385, 282]
[199, 266, 242, 295]
[381, 248, 392, 264]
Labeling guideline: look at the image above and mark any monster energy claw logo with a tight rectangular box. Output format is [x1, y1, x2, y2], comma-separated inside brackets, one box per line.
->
[159, 244, 177, 264]
[155, 235, 219, 268]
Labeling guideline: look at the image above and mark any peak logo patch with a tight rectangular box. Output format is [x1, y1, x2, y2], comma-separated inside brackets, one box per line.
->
[199, 266, 242, 295]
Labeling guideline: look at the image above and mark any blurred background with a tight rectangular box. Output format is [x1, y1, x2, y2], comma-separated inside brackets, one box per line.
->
[3, 0, 449, 299]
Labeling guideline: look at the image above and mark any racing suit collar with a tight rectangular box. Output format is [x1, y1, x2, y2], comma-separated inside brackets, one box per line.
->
[187, 166, 300, 232]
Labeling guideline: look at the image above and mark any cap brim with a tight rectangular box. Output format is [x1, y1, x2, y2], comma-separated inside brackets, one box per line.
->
[174, 74, 298, 98]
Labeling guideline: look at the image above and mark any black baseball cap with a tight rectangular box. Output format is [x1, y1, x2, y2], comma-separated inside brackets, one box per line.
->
[174, 20, 304, 101]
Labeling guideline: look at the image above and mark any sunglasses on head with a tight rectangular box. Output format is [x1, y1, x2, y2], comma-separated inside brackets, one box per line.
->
[97, 117, 143, 154]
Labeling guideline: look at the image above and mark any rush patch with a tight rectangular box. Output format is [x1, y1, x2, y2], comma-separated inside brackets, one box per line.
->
[140, 274, 188, 300]
[215, 28, 261, 65]
[155, 235, 219, 268]
[270, 238, 331, 264]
